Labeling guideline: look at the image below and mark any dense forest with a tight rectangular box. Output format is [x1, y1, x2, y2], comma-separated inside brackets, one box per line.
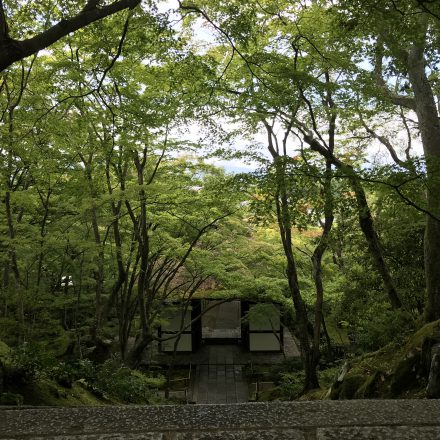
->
[1, 0, 440, 404]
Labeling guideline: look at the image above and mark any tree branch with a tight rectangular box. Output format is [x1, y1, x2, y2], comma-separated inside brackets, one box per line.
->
[358, 112, 407, 167]
[0, 0, 141, 72]
[374, 42, 416, 110]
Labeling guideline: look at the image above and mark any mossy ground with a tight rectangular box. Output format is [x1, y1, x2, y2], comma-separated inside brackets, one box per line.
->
[0, 339, 164, 407]
[1, 339, 103, 406]
[3, 378, 109, 406]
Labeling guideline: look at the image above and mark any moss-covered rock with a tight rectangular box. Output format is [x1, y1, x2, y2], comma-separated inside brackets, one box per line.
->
[328, 321, 440, 400]
[390, 352, 421, 397]
[355, 370, 383, 398]
[12, 379, 107, 406]
[338, 373, 366, 399]
[299, 388, 329, 401]
[87, 339, 113, 364]
[0, 392, 23, 405]
[422, 337, 440, 376]
[405, 320, 440, 353]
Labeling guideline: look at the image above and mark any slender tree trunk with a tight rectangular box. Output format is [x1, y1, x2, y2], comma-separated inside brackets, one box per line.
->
[91, 206, 104, 340]
[36, 189, 51, 292]
[311, 83, 335, 371]
[351, 178, 402, 309]
[264, 121, 319, 391]
[119, 249, 139, 361]
[320, 311, 333, 357]
[125, 150, 152, 367]
[312, 160, 334, 372]
[80, 154, 105, 342]
[4, 99, 24, 341]
[5, 124, 20, 285]
[305, 135, 402, 309]
[276, 168, 319, 391]
[101, 156, 127, 327]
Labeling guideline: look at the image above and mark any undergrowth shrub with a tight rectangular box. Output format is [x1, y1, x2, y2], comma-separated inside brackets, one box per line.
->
[353, 307, 415, 351]
[3, 344, 165, 404]
[8, 343, 54, 384]
[276, 371, 305, 399]
[92, 357, 165, 403]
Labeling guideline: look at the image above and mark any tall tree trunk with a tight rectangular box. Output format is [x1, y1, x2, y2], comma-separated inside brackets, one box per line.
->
[407, 42, 440, 322]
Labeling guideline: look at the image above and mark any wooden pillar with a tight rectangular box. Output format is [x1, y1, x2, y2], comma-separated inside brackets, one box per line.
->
[191, 299, 202, 352]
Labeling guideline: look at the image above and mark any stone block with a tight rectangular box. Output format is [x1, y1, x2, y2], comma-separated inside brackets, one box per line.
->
[318, 426, 440, 440]
[172, 430, 305, 439]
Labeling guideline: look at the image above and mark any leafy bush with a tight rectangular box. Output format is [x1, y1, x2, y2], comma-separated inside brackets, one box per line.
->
[75, 359, 97, 382]
[353, 306, 415, 351]
[8, 343, 54, 383]
[3, 344, 165, 405]
[46, 361, 82, 388]
[92, 357, 165, 403]
[45, 356, 165, 404]
[274, 371, 305, 400]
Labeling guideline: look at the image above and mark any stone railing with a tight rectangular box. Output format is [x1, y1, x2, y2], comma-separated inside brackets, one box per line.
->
[1, 400, 440, 439]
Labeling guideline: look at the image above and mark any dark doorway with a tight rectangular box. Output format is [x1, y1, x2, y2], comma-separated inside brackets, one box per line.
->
[201, 300, 241, 342]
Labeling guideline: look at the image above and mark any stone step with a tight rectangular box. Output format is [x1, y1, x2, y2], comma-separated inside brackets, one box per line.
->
[5, 427, 440, 440]
[2, 401, 440, 439]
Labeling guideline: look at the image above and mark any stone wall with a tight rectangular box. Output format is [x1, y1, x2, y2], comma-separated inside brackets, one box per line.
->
[1, 400, 440, 439]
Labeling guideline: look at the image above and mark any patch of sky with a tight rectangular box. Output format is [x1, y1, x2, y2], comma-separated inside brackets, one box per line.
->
[155, 0, 423, 173]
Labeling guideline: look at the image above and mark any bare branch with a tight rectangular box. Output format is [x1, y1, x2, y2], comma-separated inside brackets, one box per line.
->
[399, 106, 413, 160]
[147, 125, 169, 185]
[96, 9, 132, 93]
[358, 112, 407, 167]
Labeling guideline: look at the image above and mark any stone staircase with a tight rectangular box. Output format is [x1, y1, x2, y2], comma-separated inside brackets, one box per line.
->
[191, 363, 248, 404]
